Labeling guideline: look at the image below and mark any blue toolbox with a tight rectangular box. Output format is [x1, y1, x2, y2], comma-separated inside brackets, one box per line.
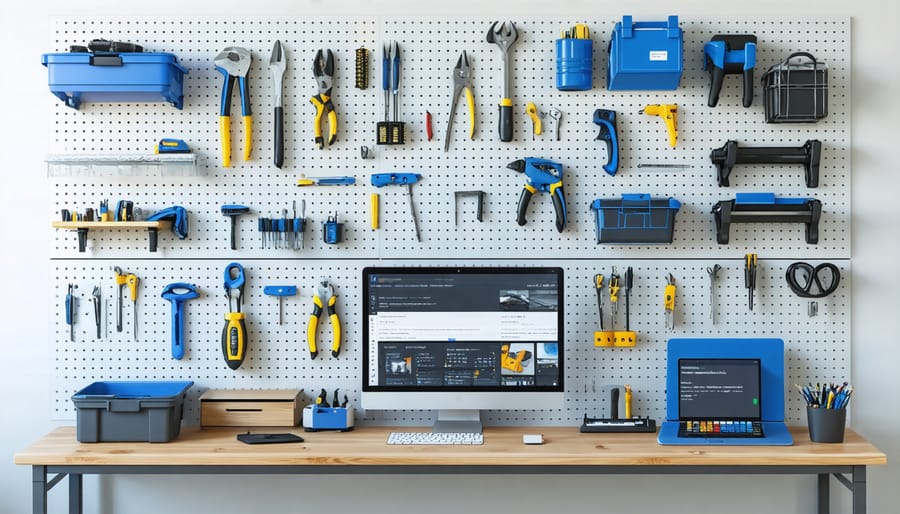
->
[302, 404, 355, 432]
[590, 194, 681, 243]
[607, 15, 683, 90]
[41, 52, 187, 110]
[71, 381, 193, 443]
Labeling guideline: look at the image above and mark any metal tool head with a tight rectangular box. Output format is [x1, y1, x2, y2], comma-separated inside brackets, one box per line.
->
[508, 158, 562, 192]
[313, 49, 335, 95]
[317, 280, 334, 299]
[269, 40, 286, 87]
[453, 51, 474, 87]
[486, 21, 518, 52]
[214, 47, 251, 77]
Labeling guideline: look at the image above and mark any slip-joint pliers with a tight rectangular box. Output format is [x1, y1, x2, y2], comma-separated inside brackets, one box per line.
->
[444, 51, 475, 151]
[310, 49, 338, 149]
[307, 280, 341, 358]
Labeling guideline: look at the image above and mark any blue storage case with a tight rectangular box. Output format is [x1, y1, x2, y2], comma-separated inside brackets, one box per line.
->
[72, 381, 193, 442]
[41, 52, 187, 110]
[607, 15, 683, 90]
[590, 194, 681, 243]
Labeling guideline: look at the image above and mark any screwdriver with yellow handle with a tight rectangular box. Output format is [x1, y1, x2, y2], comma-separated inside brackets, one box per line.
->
[296, 176, 356, 186]
[126, 273, 139, 341]
[608, 268, 620, 331]
[113, 266, 127, 333]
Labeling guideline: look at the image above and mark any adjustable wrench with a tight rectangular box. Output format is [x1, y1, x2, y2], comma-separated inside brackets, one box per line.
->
[486, 21, 519, 142]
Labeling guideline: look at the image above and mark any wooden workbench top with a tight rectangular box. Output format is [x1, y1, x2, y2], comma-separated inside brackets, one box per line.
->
[15, 426, 886, 468]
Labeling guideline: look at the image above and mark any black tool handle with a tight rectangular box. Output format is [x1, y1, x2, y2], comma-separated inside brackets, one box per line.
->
[610, 388, 620, 420]
[516, 187, 533, 226]
[274, 106, 284, 168]
[707, 64, 726, 108]
[742, 68, 754, 108]
[229, 216, 238, 250]
[551, 186, 566, 233]
[498, 102, 513, 142]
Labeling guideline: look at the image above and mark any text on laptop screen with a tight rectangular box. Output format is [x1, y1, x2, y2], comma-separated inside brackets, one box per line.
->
[678, 358, 761, 419]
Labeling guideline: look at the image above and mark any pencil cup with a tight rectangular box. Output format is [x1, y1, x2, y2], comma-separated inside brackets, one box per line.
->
[807, 406, 846, 443]
[556, 38, 593, 91]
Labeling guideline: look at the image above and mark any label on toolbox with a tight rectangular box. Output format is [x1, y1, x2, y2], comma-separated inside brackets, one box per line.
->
[649, 51, 669, 61]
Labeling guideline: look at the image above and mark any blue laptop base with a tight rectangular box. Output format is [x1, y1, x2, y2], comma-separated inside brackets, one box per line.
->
[658, 421, 793, 446]
[657, 338, 794, 446]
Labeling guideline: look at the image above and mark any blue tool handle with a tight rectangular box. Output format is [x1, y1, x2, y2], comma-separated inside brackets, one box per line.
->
[317, 177, 356, 185]
[516, 187, 534, 226]
[264, 285, 298, 297]
[224, 262, 246, 290]
[239, 76, 251, 116]
[599, 123, 619, 176]
[382, 47, 390, 91]
[551, 185, 567, 232]
[391, 47, 400, 93]
[217, 70, 233, 117]
[371, 173, 421, 187]
[65, 293, 73, 325]
[171, 299, 186, 360]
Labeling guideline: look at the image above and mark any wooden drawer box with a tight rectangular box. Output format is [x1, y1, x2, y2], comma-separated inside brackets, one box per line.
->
[200, 389, 302, 427]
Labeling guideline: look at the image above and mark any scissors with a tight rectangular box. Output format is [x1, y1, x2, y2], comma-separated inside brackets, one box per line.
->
[785, 262, 840, 298]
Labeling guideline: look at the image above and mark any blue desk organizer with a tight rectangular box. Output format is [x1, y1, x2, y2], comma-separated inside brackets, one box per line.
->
[42, 52, 187, 110]
[607, 15, 683, 90]
[302, 404, 355, 432]
[590, 194, 681, 243]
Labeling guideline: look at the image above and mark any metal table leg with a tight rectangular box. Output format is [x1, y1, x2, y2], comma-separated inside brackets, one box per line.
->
[817, 473, 830, 514]
[852, 466, 867, 514]
[68, 472, 83, 514]
[32, 466, 47, 514]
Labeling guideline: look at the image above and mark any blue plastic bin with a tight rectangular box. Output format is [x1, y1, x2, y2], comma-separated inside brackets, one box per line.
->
[556, 38, 593, 91]
[591, 194, 681, 243]
[41, 52, 187, 110]
[607, 15, 683, 90]
[72, 381, 193, 442]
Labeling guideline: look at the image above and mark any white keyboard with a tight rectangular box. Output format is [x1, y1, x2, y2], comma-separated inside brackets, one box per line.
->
[386, 431, 484, 445]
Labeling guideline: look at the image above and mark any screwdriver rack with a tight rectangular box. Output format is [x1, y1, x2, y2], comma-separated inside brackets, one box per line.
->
[52, 220, 173, 252]
[47, 16, 851, 428]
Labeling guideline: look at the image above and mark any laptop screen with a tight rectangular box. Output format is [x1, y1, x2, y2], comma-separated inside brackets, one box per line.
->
[678, 358, 761, 420]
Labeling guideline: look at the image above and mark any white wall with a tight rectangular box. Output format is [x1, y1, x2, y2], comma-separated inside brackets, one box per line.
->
[1, 1, 896, 513]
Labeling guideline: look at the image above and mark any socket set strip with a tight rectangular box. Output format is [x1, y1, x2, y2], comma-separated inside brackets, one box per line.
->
[52, 259, 849, 426]
[47, 17, 850, 427]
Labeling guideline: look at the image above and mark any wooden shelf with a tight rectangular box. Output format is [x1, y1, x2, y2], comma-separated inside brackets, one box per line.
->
[52, 220, 172, 252]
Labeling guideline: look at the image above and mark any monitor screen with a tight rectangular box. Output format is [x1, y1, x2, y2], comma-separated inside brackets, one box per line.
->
[362, 266, 564, 411]
[678, 358, 761, 420]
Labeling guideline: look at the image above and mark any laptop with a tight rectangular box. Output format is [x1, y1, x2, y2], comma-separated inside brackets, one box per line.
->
[658, 338, 793, 446]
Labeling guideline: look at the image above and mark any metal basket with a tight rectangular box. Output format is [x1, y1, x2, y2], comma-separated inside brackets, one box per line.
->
[762, 52, 828, 123]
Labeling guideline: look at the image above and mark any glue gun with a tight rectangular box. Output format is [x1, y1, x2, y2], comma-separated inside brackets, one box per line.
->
[506, 158, 567, 233]
[641, 104, 678, 148]
[593, 109, 619, 176]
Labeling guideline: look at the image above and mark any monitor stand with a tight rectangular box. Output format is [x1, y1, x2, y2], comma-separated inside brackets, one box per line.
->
[432, 410, 483, 433]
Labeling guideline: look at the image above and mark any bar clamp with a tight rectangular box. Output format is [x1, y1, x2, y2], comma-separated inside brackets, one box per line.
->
[712, 193, 822, 244]
[710, 139, 822, 187]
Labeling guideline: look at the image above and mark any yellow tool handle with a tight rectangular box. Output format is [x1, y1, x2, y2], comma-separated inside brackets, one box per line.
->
[219, 116, 231, 167]
[664, 284, 676, 311]
[594, 274, 604, 289]
[371, 193, 380, 229]
[242, 115, 252, 161]
[297, 179, 316, 186]
[625, 385, 632, 419]
[306, 296, 323, 358]
[114, 271, 127, 286]
[465, 88, 475, 140]
[222, 312, 246, 363]
[126, 274, 139, 302]
[526, 102, 542, 135]
[311, 96, 325, 139]
[328, 295, 341, 357]
[610, 284, 620, 303]
[327, 109, 338, 145]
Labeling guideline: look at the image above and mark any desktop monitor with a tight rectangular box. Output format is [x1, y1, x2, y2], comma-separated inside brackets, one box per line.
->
[362, 266, 565, 433]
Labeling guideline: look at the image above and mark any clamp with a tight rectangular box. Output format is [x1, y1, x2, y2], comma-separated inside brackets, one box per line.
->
[307, 280, 341, 359]
[506, 158, 567, 232]
[710, 139, 822, 187]
[703, 35, 757, 108]
[222, 262, 247, 369]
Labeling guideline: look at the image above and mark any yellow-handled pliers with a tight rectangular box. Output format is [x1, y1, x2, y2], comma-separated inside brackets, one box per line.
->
[214, 47, 252, 167]
[310, 49, 338, 149]
[307, 280, 341, 359]
[444, 51, 475, 152]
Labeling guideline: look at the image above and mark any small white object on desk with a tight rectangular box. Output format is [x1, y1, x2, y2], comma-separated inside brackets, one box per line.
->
[523, 434, 544, 445]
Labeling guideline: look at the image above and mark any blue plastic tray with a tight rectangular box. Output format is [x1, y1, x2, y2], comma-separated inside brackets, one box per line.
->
[72, 381, 193, 442]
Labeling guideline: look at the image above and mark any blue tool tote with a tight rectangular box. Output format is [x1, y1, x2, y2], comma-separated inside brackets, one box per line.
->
[607, 15, 683, 90]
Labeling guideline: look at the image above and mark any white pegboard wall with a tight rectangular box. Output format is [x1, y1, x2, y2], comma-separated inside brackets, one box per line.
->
[47, 16, 850, 260]
[51, 259, 849, 426]
[45, 16, 851, 428]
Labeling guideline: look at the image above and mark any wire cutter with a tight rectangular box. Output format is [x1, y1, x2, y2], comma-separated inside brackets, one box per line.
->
[444, 51, 475, 152]
[307, 280, 341, 359]
[310, 49, 338, 149]
[214, 47, 252, 167]
[506, 158, 567, 232]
